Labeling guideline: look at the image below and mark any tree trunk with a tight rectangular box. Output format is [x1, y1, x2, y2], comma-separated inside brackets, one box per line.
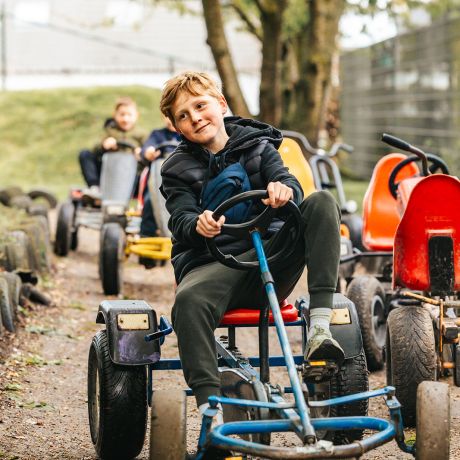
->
[289, 0, 345, 145]
[258, 1, 287, 126]
[202, 0, 251, 118]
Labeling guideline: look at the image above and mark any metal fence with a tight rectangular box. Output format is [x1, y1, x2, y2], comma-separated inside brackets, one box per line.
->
[340, 16, 460, 178]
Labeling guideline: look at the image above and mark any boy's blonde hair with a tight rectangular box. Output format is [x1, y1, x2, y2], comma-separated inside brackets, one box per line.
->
[114, 96, 137, 112]
[160, 71, 222, 123]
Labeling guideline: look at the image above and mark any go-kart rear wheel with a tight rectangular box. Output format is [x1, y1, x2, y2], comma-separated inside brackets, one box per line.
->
[99, 223, 125, 295]
[310, 350, 368, 444]
[150, 389, 187, 460]
[0, 278, 15, 332]
[386, 306, 437, 427]
[346, 275, 386, 371]
[415, 381, 450, 460]
[54, 201, 75, 256]
[88, 330, 147, 460]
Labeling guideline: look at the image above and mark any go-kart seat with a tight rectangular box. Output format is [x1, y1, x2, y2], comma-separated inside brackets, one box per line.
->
[362, 153, 419, 251]
[100, 152, 139, 205]
[393, 174, 460, 292]
[220, 300, 298, 326]
[278, 138, 316, 198]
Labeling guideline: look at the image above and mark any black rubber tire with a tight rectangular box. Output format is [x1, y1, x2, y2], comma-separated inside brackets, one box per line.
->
[54, 201, 75, 256]
[386, 306, 437, 427]
[9, 195, 33, 210]
[30, 215, 52, 272]
[415, 381, 450, 460]
[0, 297, 3, 335]
[329, 351, 369, 444]
[310, 351, 368, 444]
[70, 226, 79, 251]
[150, 389, 187, 460]
[5, 230, 31, 272]
[27, 188, 58, 209]
[0, 272, 21, 321]
[341, 213, 364, 251]
[0, 278, 15, 332]
[27, 203, 49, 219]
[99, 223, 125, 295]
[88, 330, 147, 460]
[346, 276, 386, 371]
[0, 186, 23, 206]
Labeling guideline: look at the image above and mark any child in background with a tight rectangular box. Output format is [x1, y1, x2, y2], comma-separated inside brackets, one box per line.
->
[139, 115, 181, 238]
[78, 97, 146, 199]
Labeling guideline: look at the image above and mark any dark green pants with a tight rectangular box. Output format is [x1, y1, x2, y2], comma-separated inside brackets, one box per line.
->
[172, 191, 341, 405]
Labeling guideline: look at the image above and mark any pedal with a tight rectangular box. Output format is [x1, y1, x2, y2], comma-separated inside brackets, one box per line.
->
[301, 360, 339, 383]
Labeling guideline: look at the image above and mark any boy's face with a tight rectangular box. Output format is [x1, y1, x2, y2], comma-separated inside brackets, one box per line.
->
[114, 104, 138, 131]
[171, 91, 228, 152]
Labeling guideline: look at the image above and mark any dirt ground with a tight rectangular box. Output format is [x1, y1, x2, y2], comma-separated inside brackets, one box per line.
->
[0, 223, 458, 460]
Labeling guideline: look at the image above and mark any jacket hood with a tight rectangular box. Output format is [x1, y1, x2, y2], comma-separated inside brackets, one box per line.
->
[223, 116, 283, 152]
[174, 116, 282, 160]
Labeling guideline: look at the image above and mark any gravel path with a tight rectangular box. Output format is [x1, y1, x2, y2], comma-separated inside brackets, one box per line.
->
[0, 225, 458, 459]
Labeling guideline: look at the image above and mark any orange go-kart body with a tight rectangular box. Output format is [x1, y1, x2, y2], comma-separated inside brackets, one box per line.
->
[362, 153, 420, 252]
[362, 152, 460, 294]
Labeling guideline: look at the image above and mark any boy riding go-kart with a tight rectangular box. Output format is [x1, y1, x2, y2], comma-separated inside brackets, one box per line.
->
[87, 72, 450, 460]
[55, 97, 146, 257]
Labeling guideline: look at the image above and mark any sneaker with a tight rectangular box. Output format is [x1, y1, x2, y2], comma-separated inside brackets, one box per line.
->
[305, 325, 345, 365]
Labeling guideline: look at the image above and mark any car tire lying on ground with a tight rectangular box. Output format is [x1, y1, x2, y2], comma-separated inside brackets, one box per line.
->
[0, 277, 15, 332]
[0, 272, 21, 321]
[27, 188, 58, 209]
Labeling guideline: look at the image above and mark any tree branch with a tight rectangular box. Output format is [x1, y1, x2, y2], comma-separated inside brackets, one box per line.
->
[229, 1, 263, 41]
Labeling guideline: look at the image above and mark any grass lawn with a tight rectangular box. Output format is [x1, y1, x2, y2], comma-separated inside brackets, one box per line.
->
[343, 179, 368, 214]
[0, 86, 163, 199]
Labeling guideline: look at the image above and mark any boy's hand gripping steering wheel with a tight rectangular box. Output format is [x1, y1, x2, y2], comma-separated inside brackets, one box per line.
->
[205, 190, 302, 270]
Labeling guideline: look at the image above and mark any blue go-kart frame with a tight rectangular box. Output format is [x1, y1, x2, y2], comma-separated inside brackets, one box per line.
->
[89, 191, 447, 459]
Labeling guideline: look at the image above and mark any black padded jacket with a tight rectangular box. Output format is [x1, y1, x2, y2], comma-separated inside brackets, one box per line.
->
[160, 116, 303, 284]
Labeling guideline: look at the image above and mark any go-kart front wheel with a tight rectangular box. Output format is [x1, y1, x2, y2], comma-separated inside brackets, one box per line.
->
[346, 275, 386, 371]
[415, 381, 450, 460]
[54, 201, 75, 256]
[99, 223, 125, 295]
[150, 389, 187, 460]
[309, 350, 368, 444]
[88, 330, 147, 460]
[386, 306, 437, 427]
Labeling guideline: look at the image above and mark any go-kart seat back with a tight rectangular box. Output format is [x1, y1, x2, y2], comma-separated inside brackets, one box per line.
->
[362, 153, 420, 251]
[100, 152, 138, 205]
[393, 174, 460, 293]
[278, 138, 316, 198]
